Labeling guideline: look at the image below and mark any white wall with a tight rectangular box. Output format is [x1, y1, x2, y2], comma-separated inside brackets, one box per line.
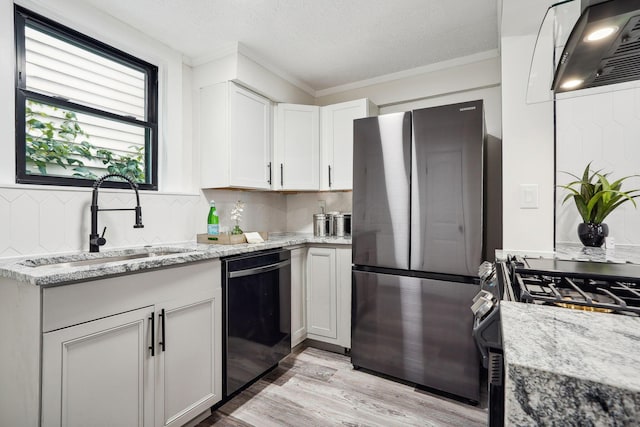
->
[556, 82, 640, 246]
[317, 54, 500, 116]
[380, 86, 502, 139]
[0, 0, 203, 256]
[501, 0, 555, 253]
[502, 0, 640, 250]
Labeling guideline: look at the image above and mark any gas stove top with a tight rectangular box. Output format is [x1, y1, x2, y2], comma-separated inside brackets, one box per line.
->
[472, 256, 640, 427]
[506, 256, 640, 316]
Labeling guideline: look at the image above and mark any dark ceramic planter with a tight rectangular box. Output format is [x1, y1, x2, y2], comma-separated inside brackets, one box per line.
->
[577, 223, 609, 247]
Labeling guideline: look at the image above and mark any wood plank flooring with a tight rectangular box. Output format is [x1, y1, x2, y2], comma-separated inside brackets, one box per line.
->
[198, 345, 488, 427]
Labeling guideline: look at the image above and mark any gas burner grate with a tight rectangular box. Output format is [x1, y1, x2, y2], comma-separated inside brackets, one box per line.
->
[515, 272, 640, 316]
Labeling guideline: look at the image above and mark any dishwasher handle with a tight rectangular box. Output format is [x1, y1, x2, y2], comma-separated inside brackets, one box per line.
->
[228, 259, 291, 279]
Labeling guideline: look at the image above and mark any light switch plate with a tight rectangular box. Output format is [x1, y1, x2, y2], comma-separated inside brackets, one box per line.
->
[520, 184, 539, 209]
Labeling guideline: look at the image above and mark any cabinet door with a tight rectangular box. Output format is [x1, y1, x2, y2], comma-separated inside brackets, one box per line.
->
[156, 290, 222, 427]
[290, 247, 307, 347]
[306, 247, 337, 339]
[275, 104, 320, 190]
[229, 83, 272, 189]
[335, 247, 353, 349]
[42, 306, 154, 427]
[321, 99, 371, 191]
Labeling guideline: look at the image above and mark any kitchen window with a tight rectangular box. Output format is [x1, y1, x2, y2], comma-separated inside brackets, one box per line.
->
[14, 6, 158, 190]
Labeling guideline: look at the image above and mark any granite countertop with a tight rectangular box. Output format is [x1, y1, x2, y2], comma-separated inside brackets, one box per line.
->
[497, 243, 640, 265]
[501, 301, 640, 426]
[0, 232, 351, 287]
[555, 242, 640, 264]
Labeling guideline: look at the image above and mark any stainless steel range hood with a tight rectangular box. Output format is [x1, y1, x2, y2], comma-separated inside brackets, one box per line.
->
[527, 0, 640, 103]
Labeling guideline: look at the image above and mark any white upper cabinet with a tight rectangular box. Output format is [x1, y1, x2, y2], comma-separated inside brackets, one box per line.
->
[320, 99, 378, 191]
[274, 104, 320, 190]
[200, 82, 273, 190]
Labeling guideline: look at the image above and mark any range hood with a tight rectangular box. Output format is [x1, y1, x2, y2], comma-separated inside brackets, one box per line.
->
[554, 0, 640, 92]
[527, 0, 640, 103]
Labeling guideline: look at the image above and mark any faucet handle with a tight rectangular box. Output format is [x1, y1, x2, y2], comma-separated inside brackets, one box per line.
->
[90, 227, 107, 248]
[97, 227, 107, 246]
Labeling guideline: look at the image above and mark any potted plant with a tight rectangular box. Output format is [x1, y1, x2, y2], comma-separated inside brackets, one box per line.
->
[559, 162, 640, 247]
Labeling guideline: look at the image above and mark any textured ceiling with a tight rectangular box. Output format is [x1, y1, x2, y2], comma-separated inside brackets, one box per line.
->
[80, 0, 499, 93]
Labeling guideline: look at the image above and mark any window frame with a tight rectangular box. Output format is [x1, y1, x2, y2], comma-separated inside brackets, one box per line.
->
[14, 5, 159, 190]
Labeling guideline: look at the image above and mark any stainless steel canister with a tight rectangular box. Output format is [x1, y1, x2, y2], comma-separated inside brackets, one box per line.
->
[333, 214, 346, 237]
[326, 211, 339, 236]
[313, 213, 328, 237]
[343, 213, 351, 236]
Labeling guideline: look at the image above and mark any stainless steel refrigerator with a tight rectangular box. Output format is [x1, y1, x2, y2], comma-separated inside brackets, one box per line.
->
[351, 100, 485, 402]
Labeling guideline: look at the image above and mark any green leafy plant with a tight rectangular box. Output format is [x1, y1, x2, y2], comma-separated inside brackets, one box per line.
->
[24, 100, 145, 181]
[25, 103, 92, 176]
[559, 162, 640, 224]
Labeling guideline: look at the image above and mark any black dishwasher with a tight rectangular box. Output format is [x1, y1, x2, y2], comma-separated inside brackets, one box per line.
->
[221, 248, 291, 400]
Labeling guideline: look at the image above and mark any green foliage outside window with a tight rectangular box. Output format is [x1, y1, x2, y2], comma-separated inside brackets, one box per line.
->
[25, 100, 145, 181]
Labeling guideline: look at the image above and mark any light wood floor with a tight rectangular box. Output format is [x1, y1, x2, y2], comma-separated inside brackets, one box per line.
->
[198, 345, 488, 427]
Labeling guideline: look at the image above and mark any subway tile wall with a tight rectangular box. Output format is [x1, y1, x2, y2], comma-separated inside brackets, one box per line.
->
[556, 83, 640, 246]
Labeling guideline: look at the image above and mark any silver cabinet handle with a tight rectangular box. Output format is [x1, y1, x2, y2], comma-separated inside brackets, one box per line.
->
[229, 259, 291, 278]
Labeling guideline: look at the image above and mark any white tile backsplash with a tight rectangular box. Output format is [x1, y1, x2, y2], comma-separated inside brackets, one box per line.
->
[0, 185, 201, 258]
[286, 192, 352, 233]
[0, 184, 351, 258]
[200, 189, 288, 234]
[556, 84, 640, 246]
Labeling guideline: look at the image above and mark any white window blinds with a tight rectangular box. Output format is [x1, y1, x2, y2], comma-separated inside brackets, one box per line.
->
[25, 26, 146, 120]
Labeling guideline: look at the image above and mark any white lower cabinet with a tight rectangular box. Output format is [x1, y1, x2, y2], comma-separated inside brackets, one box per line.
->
[156, 293, 221, 427]
[42, 306, 155, 427]
[306, 246, 352, 348]
[290, 247, 307, 347]
[40, 261, 222, 427]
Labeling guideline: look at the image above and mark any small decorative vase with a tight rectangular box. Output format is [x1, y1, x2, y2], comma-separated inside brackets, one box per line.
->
[231, 224, 243, 235]
[577, 223, 608, 247]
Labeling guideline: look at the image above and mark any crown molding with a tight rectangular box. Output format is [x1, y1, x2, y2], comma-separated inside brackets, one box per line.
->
[315, 49, 500, 98]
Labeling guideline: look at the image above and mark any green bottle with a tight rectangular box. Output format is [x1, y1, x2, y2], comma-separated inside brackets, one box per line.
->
[207, 200, 219, 235]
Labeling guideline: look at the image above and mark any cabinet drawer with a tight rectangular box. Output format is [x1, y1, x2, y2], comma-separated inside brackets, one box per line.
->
[43, 260, 220, 332]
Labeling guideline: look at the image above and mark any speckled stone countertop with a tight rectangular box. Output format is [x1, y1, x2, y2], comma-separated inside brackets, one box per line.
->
[555, 242, 640, 264]
[497, 243, 640, 265]
[0, 232, 351, 287]
[501, 301, 640, 426]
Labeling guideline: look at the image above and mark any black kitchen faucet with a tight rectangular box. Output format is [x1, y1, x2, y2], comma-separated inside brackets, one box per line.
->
[90, 173, 144, 252]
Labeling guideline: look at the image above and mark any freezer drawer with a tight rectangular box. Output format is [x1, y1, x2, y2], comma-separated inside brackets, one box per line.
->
[351, 269, 480, 402]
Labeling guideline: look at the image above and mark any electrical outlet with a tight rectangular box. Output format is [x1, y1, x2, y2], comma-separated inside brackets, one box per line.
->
[318, 200, 326, 213]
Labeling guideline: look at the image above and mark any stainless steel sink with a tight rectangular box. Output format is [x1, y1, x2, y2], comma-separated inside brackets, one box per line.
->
[21, 248, 196, 269]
